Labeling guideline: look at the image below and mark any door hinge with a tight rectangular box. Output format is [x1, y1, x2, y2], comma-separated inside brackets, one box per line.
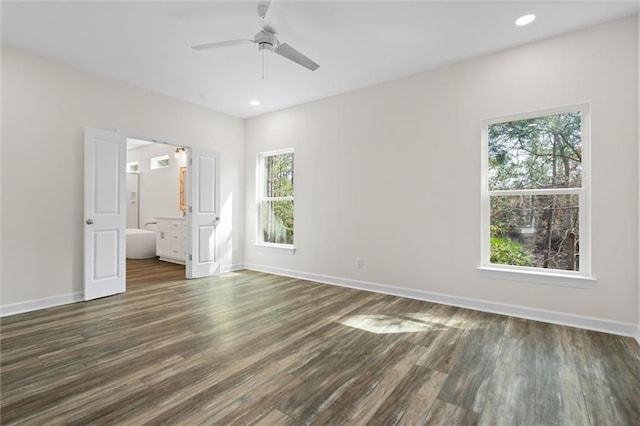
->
[189, 254, 192, 260]
[189, 158, 193, 165]
[189, 206, 192, 213]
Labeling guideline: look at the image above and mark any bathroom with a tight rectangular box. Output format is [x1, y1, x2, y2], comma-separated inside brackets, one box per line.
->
[125, 138, 188, 271]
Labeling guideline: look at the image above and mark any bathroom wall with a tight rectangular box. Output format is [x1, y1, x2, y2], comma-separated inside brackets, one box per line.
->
[126, 173, 139, 228]
[126, 143, 187, 228]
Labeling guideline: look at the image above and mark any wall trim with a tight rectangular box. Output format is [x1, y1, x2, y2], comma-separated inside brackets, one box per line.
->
[244, 263, 639, 339]
[1, 263, 246, 317]
[3, 266, 638, 343]
[0, 292, 84, 317]
[222, 263, 246, 273]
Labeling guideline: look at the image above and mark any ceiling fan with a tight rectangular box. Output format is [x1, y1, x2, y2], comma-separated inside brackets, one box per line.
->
[191, 1, 320, 75]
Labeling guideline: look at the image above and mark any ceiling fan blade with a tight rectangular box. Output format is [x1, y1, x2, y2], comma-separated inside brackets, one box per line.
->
[257, 1, 271, 20]
[274, 43, 319, 71]
[191, 39, 254, 51]
[258, 1, 276, 34]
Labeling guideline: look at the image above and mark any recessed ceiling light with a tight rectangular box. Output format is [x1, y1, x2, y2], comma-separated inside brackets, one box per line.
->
[249, 100, 260, 106]
[515, 14, 536, 26]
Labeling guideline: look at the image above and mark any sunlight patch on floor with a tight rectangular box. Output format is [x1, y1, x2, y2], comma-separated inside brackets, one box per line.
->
[404, 312, 476, 330]
[338, 314, 437, 334]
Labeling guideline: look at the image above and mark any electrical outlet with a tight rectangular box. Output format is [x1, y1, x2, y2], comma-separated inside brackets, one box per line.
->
[356, 257, 363, 268]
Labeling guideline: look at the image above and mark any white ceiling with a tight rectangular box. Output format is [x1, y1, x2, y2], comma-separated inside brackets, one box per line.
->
[126, 137, 155, 150]
[2, 1, 638, 118]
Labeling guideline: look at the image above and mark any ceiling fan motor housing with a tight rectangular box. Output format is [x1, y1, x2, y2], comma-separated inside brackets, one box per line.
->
[255, 30, 277, 51]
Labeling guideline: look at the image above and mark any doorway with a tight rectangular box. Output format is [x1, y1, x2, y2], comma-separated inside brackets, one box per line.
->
[125, 138, 188, 279]
[83, 127, 221, 301]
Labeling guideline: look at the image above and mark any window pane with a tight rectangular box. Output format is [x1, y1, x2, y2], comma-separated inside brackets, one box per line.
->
[150, 155, 170, 170]
[490, 194, 579, 271]
[488, 112, 582, 190]
[263, 153, 294, 197]
[262, 200, 294, 245]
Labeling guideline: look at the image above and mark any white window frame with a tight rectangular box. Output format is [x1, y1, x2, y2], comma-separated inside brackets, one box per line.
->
[256, 148, 295, 254]
[479, 103, 594, 286]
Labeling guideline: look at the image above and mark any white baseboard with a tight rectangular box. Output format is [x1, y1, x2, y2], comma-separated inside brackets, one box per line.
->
[223, 263, 246, 273]
[4, 266, 638, 343]
[0, 292, 84, 317]
[1, 263, 244, 318]
[244, 263, 639, 339]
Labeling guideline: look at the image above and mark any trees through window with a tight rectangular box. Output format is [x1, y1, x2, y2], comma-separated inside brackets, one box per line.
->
[257, 149, 294, 246]
[483, 106, 589, 274]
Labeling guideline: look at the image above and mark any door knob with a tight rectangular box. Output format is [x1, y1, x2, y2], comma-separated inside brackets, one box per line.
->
[86, 219, 94, 225]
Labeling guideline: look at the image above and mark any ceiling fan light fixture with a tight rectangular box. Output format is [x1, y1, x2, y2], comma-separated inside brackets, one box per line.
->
[258, 42, 274, 52]
[515, 14, 536, 26]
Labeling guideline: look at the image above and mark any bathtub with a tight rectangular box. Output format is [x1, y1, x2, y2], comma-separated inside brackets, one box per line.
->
[126, 228, 157, 259]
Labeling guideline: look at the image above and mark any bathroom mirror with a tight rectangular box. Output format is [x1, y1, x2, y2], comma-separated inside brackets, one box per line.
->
[179, 166, 186, 215]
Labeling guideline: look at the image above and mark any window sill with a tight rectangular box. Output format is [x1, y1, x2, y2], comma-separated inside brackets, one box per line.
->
[254, 243, 296, 255]
[477, 266, 596, 288]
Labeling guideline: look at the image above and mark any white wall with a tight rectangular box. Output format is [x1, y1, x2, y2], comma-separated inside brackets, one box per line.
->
[1, 17, 638, 335]
[245, 16, 639, 329]
[126, 143, 186, 227]
[1, 45, 245, 307]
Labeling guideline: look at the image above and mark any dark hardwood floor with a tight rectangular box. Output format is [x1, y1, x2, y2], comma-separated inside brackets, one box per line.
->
[1, 258, 639, 425]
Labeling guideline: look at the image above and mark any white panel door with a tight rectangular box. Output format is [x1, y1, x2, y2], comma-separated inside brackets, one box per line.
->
[186, 148, 220, 278]
[84, 127, 126, 300]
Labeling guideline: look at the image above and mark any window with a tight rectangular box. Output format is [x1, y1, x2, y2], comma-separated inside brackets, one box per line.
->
[150, 155, 169, 170]
[481, 104, 590, 279]
[126, 161, 139, 172]
[257, 148, 294, 249]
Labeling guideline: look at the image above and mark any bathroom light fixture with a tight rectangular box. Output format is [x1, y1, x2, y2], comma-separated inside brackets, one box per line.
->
[249, 100, 260, 106]
[515, 14, 536, 26]
[174, 147, 186, 159]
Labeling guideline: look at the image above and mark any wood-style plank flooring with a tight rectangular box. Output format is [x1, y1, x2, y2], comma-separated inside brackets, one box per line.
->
[2, 258, 639, 425]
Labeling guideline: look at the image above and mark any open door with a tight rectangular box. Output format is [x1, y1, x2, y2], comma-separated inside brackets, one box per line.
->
[186, 148, 221, 278]
[84, 127, 126, 300]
